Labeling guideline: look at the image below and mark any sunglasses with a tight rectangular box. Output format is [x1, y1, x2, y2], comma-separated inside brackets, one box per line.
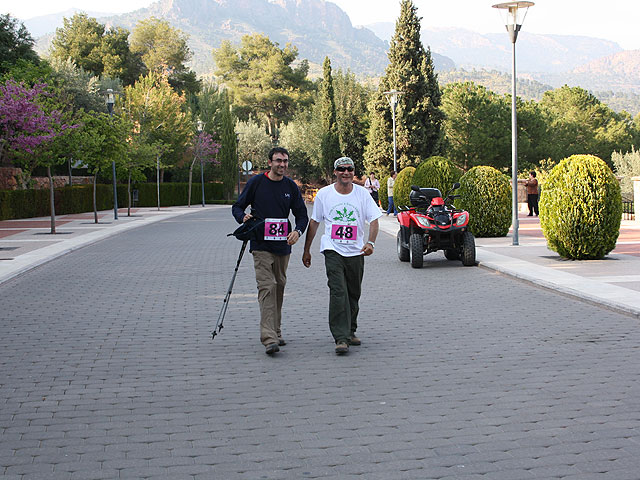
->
[335, 166, 354, 172]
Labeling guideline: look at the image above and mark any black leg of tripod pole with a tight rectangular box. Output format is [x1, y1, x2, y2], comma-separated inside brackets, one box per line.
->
[212, 240, 248, 339]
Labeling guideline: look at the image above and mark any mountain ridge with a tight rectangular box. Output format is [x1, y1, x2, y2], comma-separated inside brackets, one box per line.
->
[26, 0, 640, 93]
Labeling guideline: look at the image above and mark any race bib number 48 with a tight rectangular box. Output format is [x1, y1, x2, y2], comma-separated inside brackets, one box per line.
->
[331, 224, 357, 244]
[264, 218, 288, 241]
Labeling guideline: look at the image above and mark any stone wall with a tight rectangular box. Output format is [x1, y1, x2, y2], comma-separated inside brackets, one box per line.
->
[0, 167, 21, 190]
[0, 167, 93, 190]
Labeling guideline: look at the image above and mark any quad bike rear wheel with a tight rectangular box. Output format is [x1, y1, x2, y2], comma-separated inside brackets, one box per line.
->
[397, 231, 409, 262]
[461, 231, 476, 266]
[409, 232, 424, 269]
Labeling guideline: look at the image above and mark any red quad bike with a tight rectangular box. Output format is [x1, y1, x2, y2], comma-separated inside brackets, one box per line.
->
[396, 183, 476, 268]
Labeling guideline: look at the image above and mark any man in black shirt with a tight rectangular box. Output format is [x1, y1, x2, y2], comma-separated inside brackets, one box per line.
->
[232, 147, 308, 354]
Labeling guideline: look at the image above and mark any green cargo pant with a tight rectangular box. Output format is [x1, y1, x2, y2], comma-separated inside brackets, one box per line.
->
[323, 250, 364, 344]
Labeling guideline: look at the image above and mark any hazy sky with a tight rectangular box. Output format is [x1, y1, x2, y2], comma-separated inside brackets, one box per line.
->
[5, 0, 639, 50]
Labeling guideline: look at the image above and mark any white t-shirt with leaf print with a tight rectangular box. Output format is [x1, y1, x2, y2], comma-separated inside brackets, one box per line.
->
[311, 183, 382, 257]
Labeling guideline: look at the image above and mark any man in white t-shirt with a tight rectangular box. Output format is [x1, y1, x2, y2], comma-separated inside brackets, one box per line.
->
[302, 157, 382, 355]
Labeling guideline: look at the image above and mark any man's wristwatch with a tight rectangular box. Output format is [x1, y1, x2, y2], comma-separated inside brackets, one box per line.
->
[366, 241, 375, 248]
[295, 229, 303, 236]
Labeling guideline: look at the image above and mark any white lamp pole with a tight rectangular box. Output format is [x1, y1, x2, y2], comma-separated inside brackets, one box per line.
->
[383, 89, 403, 173]
[197, 120, 205, 207]
[492, 1, 534, 246]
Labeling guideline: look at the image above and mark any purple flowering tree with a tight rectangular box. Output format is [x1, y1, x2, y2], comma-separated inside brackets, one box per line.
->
[188, 131, 220, 207]
[0, 80, 62, 166]
[0, 79, 76, 232]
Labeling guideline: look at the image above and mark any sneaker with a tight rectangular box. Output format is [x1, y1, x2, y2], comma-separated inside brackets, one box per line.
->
[265, 343, 280, 355]
[335, 342, 349, 355]
[278, 337, 287, 346]
[349, 335, 361, 346]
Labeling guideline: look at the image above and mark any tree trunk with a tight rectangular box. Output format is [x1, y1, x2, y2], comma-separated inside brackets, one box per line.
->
[47, 166, 56, 234]
[127, 172, 131, 217]
[156, 154, 161, 211]
[188, 162, 194, 208]
[266, 114, 277, 142]
[93, 174, 98, 223]
[68, 158, 73, 186]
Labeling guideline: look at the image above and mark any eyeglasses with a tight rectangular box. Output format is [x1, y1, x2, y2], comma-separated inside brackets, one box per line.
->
[335, 166, 354, 172]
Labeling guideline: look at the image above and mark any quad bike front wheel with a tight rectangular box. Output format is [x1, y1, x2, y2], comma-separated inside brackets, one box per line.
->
[409, 232, 424, 269]
[461, 231, 476, 266]
[397, 231, 409, 262]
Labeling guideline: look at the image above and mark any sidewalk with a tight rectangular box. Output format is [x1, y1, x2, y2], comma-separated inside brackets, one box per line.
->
[2, 206, 640, 317]
[377, 213, 640, 317]
[0, 206, 222, 285]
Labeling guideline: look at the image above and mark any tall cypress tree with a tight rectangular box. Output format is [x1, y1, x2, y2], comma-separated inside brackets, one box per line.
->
[218, 90, 237, 200]
[365, 0, 443, 173]
[319, 56, 342, 181]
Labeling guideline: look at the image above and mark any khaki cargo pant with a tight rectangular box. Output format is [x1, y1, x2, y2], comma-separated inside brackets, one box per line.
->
[252, 250, 289, 346]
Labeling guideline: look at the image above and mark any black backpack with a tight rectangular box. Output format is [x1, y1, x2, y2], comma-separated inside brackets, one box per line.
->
[229, 216, 264, 242]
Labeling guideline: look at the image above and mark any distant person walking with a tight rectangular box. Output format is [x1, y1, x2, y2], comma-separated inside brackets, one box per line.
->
[386, 171, 397, 216]
[302, 157, 381, 355]
[524, 171, 539, 216]
[364, 172, 380, 206]
[232, 147, 308, 355]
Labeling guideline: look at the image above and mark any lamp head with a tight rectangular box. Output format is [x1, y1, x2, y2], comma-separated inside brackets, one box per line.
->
[105, 88, 115, 105]
[383, 89, 403, 109]
[492, 1, 534, 42]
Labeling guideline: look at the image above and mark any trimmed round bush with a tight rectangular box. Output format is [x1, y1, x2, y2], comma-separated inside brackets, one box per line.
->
[379, 174, 390, 210]
[393, 166, 415, 209]
[456, 166, 511, 237]
[412, 156, 462, 197]
[540, 154, 621, 260]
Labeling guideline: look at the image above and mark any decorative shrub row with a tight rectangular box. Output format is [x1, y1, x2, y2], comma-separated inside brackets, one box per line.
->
[540, 154, 621, 259]
[392, 166, 416, 208]
[0, 182, 226, 220]
[412, 156, 463, 197]
[456, 166, 512, 237]
[379, 175, 389, 210]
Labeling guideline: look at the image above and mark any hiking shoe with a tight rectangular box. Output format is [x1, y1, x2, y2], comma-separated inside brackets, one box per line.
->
[335, 342, 349, 355]
[278, 337, 287, 346]
[265, 343, 280, 355]
[349, 335, 361, 346]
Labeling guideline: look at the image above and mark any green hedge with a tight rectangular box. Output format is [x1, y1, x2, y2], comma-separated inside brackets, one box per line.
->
[540, 154, 621, 260]
[0, 182, 226, 220]
[456, 166, 512, 237]
[412, 156, 462, 197]
[393, 167, 416, 209]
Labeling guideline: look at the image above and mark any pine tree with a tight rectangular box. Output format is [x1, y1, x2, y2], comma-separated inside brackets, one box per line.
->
[218, 90, 238, 200]
[318, 56, 341, 181]
[364, 0, 443, 174]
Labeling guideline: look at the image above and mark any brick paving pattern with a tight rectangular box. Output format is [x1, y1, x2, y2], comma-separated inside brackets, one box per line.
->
[1, 207, 639, 479]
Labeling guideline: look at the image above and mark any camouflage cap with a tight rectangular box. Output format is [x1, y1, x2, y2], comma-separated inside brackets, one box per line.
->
[334, 157, 355, 169]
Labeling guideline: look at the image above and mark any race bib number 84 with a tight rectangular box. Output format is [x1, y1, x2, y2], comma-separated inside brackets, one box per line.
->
[264, 218, 288, 241]
[331, 224, 357, 244]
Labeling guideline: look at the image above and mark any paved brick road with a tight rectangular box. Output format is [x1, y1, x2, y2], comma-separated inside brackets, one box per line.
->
[1, 206, 639, 479]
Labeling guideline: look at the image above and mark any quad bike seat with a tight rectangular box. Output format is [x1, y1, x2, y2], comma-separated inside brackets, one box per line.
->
[410, 187, 442, 207]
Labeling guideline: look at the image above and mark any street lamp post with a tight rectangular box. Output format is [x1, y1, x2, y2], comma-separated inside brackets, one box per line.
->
[235, 133, 241, 197]
[105, 88, 118, 220]
[383, 89, 403, 173]
[492, 1, 534, 246]
[197, 120, 205, 207]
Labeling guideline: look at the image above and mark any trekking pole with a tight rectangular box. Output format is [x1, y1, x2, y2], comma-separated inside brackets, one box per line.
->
[212, 239, 249, 339]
